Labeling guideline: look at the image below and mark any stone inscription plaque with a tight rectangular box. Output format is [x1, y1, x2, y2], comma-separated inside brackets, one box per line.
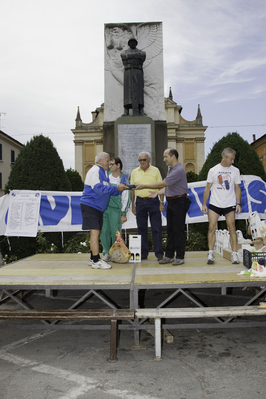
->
[118, 124, 152, 176]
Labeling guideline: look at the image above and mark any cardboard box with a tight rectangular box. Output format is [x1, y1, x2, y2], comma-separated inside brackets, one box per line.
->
[221, 240, 249, 252]
[236, 242, 254, 251]
[129, 235, 141, 262]
[223, 248, 232, 262]
[224, 244, 256, 263]
[253, 238, 264, 251]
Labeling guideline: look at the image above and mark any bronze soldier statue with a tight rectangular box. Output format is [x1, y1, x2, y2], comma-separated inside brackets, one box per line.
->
[121, 37, 146, 116]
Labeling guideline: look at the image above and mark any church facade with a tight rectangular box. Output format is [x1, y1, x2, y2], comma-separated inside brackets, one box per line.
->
[72, 89, 207, 181]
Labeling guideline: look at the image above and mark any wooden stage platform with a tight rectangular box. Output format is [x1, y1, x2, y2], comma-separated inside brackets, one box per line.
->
[0, 251, 263, 288]
[1, 252, 266, 345]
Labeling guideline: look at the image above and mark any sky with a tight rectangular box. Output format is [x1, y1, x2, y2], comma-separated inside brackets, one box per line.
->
[1, 0, 266, 170]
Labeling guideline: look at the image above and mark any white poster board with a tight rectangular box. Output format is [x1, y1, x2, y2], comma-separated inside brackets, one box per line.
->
[6, 190, 41, 237]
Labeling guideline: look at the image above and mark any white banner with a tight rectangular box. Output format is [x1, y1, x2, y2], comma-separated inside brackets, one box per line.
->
[0, 175, 265, 236]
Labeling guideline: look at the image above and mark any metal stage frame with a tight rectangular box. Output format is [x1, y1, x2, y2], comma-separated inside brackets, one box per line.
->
[1, 252, 266, 346]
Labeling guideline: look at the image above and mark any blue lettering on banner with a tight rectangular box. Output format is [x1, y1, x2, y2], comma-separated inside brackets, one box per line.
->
[240, 181, 248, 213]
[40, 196, 70, 226]
[187, 187, 208, 218]
[162, 202, 167, 218]
[248, 180, 266, 214]
[71, 196, 83, 225]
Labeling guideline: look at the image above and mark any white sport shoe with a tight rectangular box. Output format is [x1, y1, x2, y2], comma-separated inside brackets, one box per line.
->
[231, 252, 240, 264]
[207, 252, 215, 264]
[102, 253, 111, 262]
[91, 259, 112, 269]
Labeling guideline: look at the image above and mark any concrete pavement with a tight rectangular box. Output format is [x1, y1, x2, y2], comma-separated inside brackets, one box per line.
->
[0, 288, 266, 399]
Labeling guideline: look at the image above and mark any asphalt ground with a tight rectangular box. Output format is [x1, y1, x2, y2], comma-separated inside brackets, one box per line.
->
[0, 287, 266, 399]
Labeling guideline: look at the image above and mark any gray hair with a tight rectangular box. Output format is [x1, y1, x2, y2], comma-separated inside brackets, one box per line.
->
[95, 152, 109, 163]
[138, 151, 151, 160]
[221, 148, 236, 158]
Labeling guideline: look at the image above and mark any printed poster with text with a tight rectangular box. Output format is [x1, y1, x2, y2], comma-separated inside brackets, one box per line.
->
[6, 191, 41, 237]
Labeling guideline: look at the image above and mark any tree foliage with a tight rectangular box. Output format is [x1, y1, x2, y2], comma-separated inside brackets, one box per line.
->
[186, 171, 199, 183]
[5, 135, 72, 193]
[65, 168, 84, 191]
[199, 132, 266, 181]
[1, 135, 72, 261]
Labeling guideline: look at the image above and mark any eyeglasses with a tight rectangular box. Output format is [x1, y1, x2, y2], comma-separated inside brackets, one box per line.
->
[138, 158, 147, 162]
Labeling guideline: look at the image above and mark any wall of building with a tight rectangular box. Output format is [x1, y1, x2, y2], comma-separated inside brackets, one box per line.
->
[251, 134, 266, 172]
[164, 98, 206, 174]
[72, 97, 207, 181]
[0, 131, 24, 197]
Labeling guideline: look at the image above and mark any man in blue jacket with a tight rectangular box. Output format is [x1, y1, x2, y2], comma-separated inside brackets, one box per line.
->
[80, 152, 129, 269]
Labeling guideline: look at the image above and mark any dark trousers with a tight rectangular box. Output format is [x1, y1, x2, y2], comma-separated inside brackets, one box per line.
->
[136, 197, 164, 258]
[165, 197, 188, 259]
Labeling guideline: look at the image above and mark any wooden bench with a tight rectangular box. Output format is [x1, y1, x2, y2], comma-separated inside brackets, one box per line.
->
[0, 308, 134, 362]
[136, 306, 266, 360]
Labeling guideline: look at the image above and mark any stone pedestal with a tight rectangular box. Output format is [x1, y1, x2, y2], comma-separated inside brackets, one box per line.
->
[103, 122, 115, 157]
[103, 117, 167, 177]
[154, 120, 168, 178]
[115, 116, 154, 176]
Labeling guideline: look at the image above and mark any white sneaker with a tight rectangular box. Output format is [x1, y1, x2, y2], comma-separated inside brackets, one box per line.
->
[102, 253, 111, 262]
[207, 252, 215, 264]
[91, 259, 112, 269]
[231, 252, 240, 264]
[88, 259, 94, 266]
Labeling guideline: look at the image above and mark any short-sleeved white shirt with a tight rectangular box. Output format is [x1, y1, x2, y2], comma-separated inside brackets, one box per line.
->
[207, 163, 241, 208]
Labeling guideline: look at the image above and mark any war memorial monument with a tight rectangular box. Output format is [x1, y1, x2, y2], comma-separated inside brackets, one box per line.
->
[103, 22, 167, 177]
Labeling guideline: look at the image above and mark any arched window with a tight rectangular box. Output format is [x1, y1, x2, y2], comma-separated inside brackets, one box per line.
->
[185, 162, 195, 173]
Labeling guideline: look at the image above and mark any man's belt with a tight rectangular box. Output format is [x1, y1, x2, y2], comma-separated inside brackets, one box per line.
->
[166, 193, 187, 200]
[137, 196, 155, 200]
